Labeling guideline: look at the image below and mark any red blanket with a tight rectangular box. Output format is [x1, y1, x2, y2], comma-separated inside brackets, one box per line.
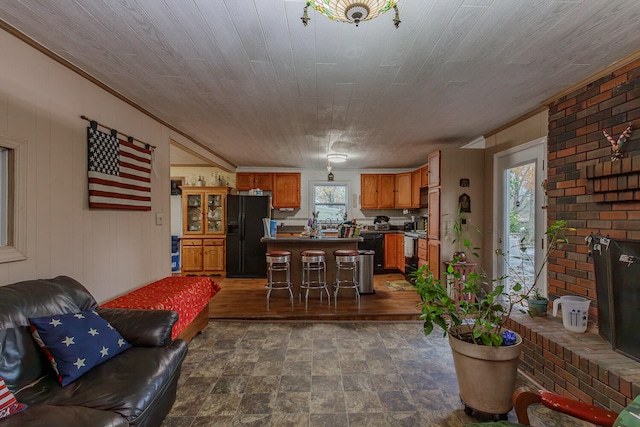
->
[103, 276, 220, 339]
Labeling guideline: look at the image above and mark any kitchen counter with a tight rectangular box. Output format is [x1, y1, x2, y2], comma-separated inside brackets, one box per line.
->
[261, 236, 362, 242]
[262, 236, 362, 295]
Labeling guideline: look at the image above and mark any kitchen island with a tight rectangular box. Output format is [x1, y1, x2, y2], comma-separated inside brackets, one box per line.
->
[261, 235, 363, 297]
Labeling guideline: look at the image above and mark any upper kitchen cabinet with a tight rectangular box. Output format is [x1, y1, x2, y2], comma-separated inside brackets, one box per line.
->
[411, 169, 422, 208]
[272, 173, 301, 208]
[236, 172, 273, 191]
[428, 151, 441, 187]
[361, 174, 395, 209]
[395, 172, 412, 209]
[420, 165, 429, 188]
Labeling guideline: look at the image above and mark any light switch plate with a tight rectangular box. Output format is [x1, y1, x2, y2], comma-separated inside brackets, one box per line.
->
[156, 212, 163, 226]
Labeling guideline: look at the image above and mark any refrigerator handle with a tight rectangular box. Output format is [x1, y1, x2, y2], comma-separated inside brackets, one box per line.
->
[240, 212, 245, 239]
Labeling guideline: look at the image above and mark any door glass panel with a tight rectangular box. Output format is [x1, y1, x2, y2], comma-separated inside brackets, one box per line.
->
[207, 194, 223, 232]
[187, 194, 202, 232]
[505, 162, 536, 294]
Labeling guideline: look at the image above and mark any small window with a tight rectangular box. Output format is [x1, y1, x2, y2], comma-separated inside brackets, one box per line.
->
[313, 183, 348, 222]
[0, 132, 27, 263]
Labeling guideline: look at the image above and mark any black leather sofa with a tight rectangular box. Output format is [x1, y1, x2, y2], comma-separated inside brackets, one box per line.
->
[0, 276, 188, 427]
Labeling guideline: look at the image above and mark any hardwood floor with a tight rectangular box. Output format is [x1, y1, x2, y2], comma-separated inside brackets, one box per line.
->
[208, 273, 422, 321]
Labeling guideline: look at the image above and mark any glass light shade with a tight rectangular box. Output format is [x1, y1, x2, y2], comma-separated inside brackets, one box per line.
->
[306, 0, 397, 25]
[327, 153, 347, 163]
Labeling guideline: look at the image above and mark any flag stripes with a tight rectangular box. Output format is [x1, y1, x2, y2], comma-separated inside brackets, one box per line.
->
[88, 127, 152, 210]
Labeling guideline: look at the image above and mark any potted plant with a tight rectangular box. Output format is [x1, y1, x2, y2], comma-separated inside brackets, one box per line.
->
[411, 220, 571, 419]
[526, 287, 549, 317]
[444, 205, 479, 263]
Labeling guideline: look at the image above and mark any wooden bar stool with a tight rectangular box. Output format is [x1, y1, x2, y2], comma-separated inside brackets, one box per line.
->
[265, 250, 293, 308]
[300, 249, 330, 306]
[333, 249, 360, 305]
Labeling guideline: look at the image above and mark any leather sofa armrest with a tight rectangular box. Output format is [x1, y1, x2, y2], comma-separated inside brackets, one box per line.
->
[97, 307, 178, 347]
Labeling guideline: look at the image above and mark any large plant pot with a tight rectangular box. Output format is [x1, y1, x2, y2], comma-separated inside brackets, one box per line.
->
[448, 327, 523, 416]
[527, 298, 549, 317]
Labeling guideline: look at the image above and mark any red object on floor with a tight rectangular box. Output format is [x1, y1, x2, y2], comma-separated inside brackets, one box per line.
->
[103, 276, 220, 340]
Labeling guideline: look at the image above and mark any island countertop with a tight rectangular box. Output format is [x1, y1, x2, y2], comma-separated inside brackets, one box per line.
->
[262, 237, 363, 300]
[260, 236, 362, 243]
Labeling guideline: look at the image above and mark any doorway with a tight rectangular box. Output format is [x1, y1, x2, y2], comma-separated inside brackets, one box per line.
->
[493, 138, 547, 296]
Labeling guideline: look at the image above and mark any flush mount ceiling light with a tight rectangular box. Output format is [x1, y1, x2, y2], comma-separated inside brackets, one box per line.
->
[302, 1, 400, 28]
[327, 153, 348, 163]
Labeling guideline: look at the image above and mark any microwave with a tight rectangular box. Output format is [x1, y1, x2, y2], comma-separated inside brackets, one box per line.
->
[419, 187, 428, 208]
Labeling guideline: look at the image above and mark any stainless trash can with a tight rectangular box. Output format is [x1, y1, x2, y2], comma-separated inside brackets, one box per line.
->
[358, 250, 375, 294]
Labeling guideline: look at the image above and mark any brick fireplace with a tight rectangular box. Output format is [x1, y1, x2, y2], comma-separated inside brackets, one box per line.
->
[507, 57, 640, 412]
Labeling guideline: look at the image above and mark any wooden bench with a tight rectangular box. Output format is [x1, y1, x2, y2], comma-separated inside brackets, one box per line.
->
[102, 276, 220, 342]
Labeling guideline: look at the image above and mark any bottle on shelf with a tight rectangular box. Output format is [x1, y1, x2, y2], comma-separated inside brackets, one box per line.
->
[197, 176, 203, 186]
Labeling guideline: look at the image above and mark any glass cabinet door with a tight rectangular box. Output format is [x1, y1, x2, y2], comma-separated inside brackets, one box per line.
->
[206, 194, 224, 233]
[186, 194, 203, 233]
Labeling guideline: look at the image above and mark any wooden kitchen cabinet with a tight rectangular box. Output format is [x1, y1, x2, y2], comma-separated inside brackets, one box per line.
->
[272, 173, 300, 208]
[180, 186, 230, 276]
[420, 165, 429, 188]
[427, 240, 441, 281]
[203, 239, 225, 272]
[379, 175, 395, 208]
[411, 169, 421, 208]
[396, 233, 405, 274]
[428, 150, 441, 187]
[383, 233, 405, 272]
[395, 172, 412, 209]
[428, 188, 440, 240]
[361, 174, 395, 209]
[418, 238, 427, 265]
[361, 174, 378, 209]
[384, 233, 398, 269]
[182, 239, 203, 272]
[236, 172, 272, 191]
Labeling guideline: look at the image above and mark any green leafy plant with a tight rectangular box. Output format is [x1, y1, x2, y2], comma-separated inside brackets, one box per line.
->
[412, 220, 572, 347]
[444, 205, 480, 262]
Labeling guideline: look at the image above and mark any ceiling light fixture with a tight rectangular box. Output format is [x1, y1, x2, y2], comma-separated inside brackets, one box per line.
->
[327, 153, 348, 163]
[302, 1, 400, 28]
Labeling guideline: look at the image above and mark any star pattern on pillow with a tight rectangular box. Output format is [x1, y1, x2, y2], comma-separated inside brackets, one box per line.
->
[30, 309, 131, 386]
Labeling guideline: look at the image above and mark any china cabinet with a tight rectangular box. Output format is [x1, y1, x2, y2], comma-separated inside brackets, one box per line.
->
[180, 186, 230, 276]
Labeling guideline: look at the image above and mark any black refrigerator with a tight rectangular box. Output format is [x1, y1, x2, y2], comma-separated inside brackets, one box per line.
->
[226, 195, 271, 277]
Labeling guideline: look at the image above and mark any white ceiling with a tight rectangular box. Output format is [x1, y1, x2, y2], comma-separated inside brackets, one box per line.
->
[1, 0, 640, 170]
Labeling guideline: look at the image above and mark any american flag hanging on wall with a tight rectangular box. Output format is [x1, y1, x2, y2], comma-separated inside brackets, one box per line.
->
[87, 126, 152, 210]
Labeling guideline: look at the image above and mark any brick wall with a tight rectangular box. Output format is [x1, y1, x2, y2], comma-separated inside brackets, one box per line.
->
[547, 58, 640, 324]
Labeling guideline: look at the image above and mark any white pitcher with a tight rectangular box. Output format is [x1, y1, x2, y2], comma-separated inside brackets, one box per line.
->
[552, 296, 590, 333]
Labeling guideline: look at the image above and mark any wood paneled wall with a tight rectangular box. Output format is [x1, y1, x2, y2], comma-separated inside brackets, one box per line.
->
[0, 31, 172, 302]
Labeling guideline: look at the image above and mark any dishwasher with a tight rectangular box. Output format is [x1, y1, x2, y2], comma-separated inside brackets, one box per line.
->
[358, 233, 385, 274]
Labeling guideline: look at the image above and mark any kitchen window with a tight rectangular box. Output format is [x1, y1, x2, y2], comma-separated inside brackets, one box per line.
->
[312, 183, 348, 222]
[0, 132, 27, 263]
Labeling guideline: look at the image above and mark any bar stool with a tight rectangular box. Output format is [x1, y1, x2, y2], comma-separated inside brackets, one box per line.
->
[265, 250, 293, 308]
[333, 249, 360, 305]
[300, 249, 330, 306]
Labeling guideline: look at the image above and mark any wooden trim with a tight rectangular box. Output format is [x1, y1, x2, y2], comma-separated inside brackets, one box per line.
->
[0, 20, 237, 169]
[177, 305, 209, 343]
[483, 106, 548, 138]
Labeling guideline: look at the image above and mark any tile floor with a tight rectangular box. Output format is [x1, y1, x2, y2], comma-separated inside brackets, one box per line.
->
[162, 321, 596, 427]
